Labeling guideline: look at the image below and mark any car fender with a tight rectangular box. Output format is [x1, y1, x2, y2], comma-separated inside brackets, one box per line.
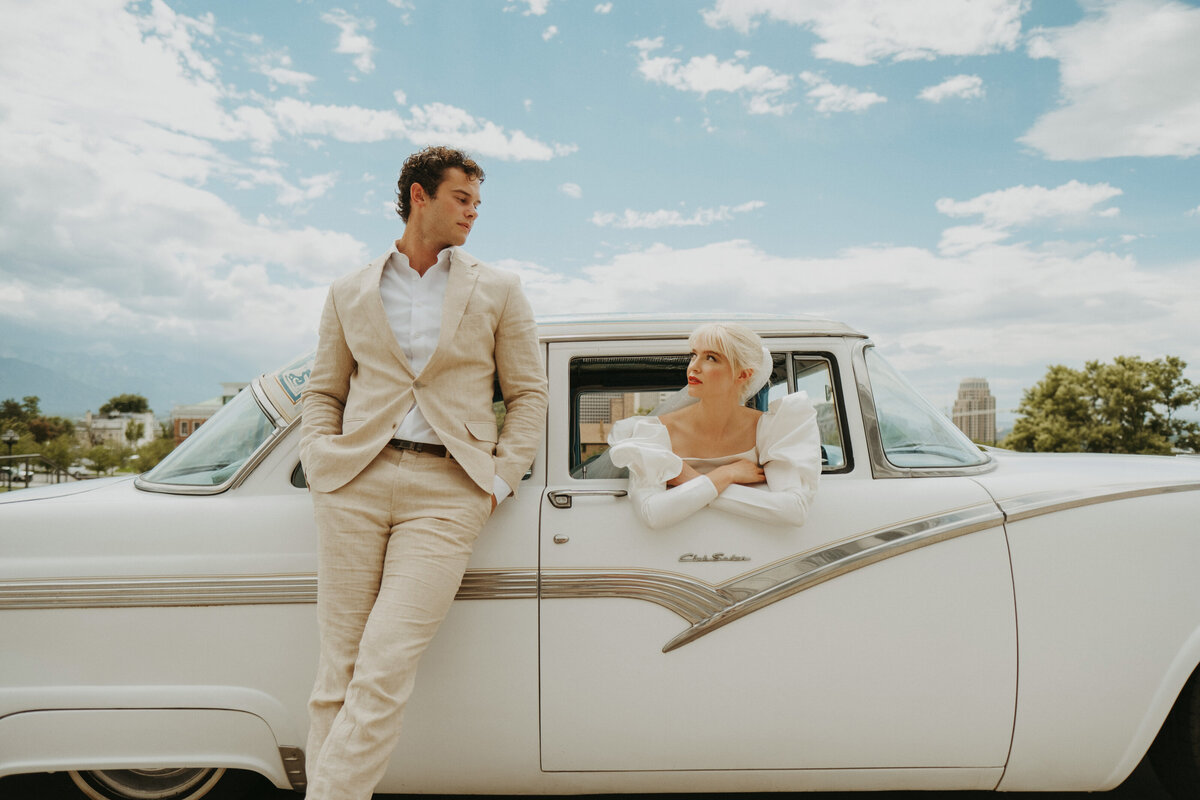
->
[996, 485, 1200, 791]
[0, 707, 293, 788]
[1101, 623, 1200, 788]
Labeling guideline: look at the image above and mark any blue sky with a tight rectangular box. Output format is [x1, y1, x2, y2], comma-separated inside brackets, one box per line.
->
[2, 0, 1199, 426]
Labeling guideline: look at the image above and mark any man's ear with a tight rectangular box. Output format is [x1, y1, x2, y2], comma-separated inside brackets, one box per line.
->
[410, 181, 429, 210]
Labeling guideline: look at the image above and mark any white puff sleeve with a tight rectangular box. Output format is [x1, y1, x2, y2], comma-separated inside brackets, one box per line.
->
[709, 391, 821, 526]
[607, 417, 719, 530]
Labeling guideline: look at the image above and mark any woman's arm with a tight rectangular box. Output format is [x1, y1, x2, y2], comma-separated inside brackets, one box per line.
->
[708, 392, 821, 527]
[626, 472, 720, 530]
[609, 418, 720, 530]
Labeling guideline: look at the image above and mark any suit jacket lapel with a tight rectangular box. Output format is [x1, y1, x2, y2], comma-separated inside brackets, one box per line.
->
[358, 252, 415, 377]
[426, 249, 479, 374]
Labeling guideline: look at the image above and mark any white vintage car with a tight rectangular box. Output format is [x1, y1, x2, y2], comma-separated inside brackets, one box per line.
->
[2, 315, 1199, 800]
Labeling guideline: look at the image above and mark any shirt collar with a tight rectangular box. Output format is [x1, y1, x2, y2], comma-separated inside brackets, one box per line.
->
[387, 243, 454, 277]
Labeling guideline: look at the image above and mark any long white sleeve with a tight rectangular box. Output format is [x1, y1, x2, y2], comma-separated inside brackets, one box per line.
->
[708, 391, 821, 526]
[607, 417, 719, 529]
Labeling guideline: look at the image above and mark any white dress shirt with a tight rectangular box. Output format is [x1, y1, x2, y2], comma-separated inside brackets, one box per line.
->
[379, 244, 511, 502]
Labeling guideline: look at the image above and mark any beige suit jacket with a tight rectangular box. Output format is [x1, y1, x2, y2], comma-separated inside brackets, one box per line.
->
[299, 248, 548, 495]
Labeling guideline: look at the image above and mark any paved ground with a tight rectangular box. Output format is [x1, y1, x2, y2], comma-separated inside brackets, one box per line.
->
[0, 759, 1175, 799]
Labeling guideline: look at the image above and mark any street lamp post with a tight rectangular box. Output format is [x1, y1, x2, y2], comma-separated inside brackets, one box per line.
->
[2, 429, 17, 491]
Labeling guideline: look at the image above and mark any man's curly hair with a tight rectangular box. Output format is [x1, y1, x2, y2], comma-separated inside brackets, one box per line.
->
[395, 146, 485, 222]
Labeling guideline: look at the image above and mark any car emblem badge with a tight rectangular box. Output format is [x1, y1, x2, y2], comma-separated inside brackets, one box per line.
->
[679, 552, 750, 562]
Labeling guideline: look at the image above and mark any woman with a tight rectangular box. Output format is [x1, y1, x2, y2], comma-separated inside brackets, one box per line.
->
[607, 322, 820, 530]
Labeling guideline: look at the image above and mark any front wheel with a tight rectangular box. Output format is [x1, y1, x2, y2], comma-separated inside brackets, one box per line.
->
[65, 767, 259, 800]
[1150, 668, 1200, 799]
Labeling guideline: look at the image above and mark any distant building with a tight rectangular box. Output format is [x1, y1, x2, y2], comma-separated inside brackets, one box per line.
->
[171, 382, 249, 445]
[952, 377, 997, 444]
[577, 391, 670, 461]
[77, 410, 159, 449]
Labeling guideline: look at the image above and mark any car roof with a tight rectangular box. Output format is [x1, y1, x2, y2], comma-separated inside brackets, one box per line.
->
[536, 313, 865, 342]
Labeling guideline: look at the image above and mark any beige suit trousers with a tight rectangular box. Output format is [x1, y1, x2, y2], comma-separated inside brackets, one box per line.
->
[305, 446, 491, 800]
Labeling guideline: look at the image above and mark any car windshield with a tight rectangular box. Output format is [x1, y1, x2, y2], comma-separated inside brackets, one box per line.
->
[141, 389, 276, 486]
[864, 347, 988, 468]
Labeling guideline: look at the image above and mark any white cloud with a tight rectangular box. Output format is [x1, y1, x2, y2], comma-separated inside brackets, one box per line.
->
[937, 225, 1011, 257]
[252, 51, 317, 94]
[270, 98, 576, 160]
[1022, 0, 1200, 160]
[702, 0, 1027, 66]
[543, 25, 559, 41]
[406, 102, 578, 160]
[514, 0, 551, 15]
[936, 180, 1123, 229]
[272, 98, 408, 142]
[1188, 206, 1200, 217]
[934, 181, 1123, 256]
[387, 0, 414, 24]
[260, 65, 318, 94]
[503, 238, 1200, 420]
[591, 200, 765, 229]
[393, 90, 407, 105]
[919, 74, 984, 103]
[595, 2, 613, 13]
[0, 0, 576, 383]
[275, 172, 339, 207]
[798, 72, 886, 113]
[631, 38, 793, 115]
[560, 183, 583, 199]
[321, 9, 376, 74]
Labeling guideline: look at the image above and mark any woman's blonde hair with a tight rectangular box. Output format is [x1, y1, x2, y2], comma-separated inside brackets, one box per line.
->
[688, 322, 767, 402]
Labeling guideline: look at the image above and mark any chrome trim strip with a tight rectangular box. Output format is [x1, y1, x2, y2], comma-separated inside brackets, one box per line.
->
[851, 341, 995, 479]
[0, 570, 536, 610]
[0, 574, 318, 609]
[456, 569, 538, 600]
[540, 569, 733, 622]
[279, 746, 306, 791]
[253, 380, 286, 428]
[1001, 480, 1200, 523]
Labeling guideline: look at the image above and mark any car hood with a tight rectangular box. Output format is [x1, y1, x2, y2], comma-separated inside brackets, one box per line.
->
[0, 476, 135, 505]
[974, 450, 1200, 513]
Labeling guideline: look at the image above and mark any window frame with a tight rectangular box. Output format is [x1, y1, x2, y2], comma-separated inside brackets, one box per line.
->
[567, 349, 853, 479]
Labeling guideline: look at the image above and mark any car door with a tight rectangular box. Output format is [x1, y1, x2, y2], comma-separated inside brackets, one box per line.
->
[538, 337, 1016, 774]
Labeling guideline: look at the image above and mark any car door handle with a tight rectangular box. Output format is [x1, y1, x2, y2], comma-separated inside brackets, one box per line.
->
[547, 489, 628, 509]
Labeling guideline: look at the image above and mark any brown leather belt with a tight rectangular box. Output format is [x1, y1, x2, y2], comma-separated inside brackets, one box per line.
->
[388, 438, 452, 459]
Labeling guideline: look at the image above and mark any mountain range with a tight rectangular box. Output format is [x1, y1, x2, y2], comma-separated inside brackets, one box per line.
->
[0, 351, 250, 420]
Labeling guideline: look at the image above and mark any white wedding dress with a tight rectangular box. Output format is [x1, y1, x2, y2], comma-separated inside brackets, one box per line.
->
[607, 391, 821, 530]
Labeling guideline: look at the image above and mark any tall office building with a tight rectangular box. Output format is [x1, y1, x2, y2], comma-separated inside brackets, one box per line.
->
[952, 377, 997, 444]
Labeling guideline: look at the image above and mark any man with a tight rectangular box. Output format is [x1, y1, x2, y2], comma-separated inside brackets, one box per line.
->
[299, 146, 547, 800]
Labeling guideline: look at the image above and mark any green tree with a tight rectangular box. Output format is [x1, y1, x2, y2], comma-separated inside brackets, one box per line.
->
[84, 444, 123, 475]
[100, 393, 150, 415]
[1005, 356, 1200, 454]
[125, 419, 145, 445]
[0, 398, 24, 422]
[41, 434, 77, 475]
[137, 437, 176, 470]
[28, 415, 74, 443]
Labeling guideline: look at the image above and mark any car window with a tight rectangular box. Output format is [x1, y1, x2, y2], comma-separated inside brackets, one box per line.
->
[792, 356, 848, 471]
[864, 346, 988, 468]
[570, 352, 843, 479]
[141, 389, 276, 487]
